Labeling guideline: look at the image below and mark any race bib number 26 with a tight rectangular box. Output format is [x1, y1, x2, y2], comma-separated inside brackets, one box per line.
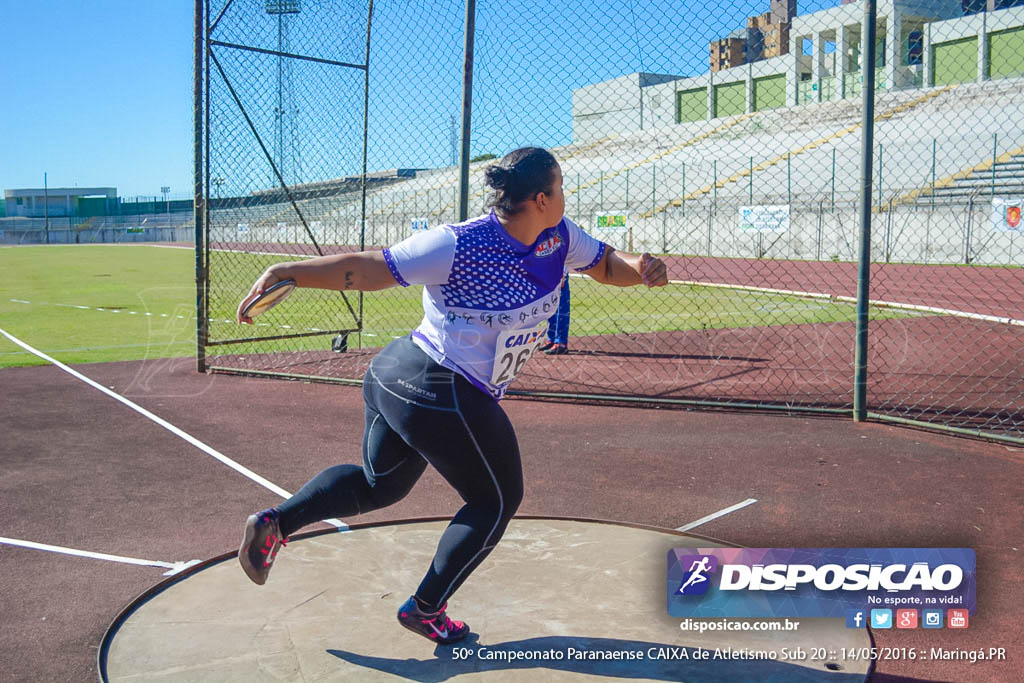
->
[491, 322, 548, 386]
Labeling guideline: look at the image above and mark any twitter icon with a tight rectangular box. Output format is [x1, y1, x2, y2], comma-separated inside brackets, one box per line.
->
[870, 609, 893, 629]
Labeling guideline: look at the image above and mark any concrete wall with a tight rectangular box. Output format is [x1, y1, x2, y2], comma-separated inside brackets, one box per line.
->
[0, 224, 192, 246]
[588, 202, 1024, 267]
[572, 73, 681, 142]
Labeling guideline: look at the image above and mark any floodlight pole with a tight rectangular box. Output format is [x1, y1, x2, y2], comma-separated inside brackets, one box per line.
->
[853, 0, 878, 422]
[457, 0, 476, 222]
[43, 172, 50, 244]
[162, 186, 171, 220]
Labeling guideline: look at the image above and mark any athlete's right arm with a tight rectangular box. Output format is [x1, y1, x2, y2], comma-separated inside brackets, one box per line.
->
[237, 251, 398, 323]
[260, 250, 399, 294]
[268, 250, 398, 292]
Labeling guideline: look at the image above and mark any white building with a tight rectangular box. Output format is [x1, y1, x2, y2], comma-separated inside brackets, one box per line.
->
[3, 187, 117, 218]
[572, 0, 1024, 142]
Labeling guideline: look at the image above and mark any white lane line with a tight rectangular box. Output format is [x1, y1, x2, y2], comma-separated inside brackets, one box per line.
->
[0, 537, 201, 576]
[0, 327, 347, 531]
[8, 299, 329, 334]
[669, 279, 1024, 327]
[567, 273, 1021, 326]
[0, 341, 187, 356]
[676, 498, 758, 532]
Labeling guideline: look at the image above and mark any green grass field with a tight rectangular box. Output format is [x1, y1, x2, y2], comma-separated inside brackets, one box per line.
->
[0, 244, 910, 369]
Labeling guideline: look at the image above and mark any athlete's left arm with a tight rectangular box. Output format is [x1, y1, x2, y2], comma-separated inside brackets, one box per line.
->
[581, 247, 668, 288]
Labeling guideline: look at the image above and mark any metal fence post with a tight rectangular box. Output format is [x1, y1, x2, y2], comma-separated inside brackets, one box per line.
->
[651, 164, 656, 218]
[831, 147, 836, 212]
[853, 0, 878, 423]
[713, 159, 717, 212]
[930, 138, 936, 211]
[457, 0, 476, 222]
[576, 171, 580, 219]
[877, 143, 883, 213]
[749, 156, 753, 203]
[786, 152, 791, 205]
[991, 132, 998, 199]
[681, 162, 686, 217]
[965, 191, 976, 265]
[625, 167, 630, 212]
[357, 1, 375, 343]
[885, 198, 893, 262]
[193, 0, 206, 373]
[44, 172, 50, 244]
[816, 199, 823, 261]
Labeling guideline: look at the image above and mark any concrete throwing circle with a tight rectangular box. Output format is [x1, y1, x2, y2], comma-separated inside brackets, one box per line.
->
[101, 517, 870, 681]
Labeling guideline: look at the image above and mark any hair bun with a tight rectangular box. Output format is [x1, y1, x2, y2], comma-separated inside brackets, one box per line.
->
[485, 165, 511, 189]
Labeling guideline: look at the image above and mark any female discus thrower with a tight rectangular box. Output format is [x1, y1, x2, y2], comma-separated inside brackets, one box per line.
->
[235, 147, 668, 644]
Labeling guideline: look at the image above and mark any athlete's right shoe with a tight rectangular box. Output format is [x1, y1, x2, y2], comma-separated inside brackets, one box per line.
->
[238, 507, 288, 585]
[396, 596, 470, 644]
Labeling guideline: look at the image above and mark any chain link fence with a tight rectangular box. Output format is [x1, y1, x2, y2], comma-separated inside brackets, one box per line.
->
[196, 0, 1024, 443]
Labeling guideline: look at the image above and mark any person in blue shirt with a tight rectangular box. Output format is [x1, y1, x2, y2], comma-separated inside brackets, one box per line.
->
[540, 273, 571, 355]
[235, 147, 668, 644]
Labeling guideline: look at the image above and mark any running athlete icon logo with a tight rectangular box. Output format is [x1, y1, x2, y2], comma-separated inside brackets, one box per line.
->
[676, 555, 718, 596]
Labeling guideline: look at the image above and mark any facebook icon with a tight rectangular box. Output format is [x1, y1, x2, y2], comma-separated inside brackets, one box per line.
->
[845, 609, 866, 629]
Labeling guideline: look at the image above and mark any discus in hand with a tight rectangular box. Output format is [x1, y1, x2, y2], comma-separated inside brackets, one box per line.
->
[241, 279, 296, 321]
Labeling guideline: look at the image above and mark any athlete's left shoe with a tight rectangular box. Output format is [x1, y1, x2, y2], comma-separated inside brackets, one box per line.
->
[238, 507, 289, 585]
[543, 343, 568, 355]
[396, 596, 470, 644]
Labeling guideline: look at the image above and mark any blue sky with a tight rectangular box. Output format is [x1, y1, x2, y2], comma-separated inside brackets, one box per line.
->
[1, 1, 195, 198]
[1, 0, 839, 199]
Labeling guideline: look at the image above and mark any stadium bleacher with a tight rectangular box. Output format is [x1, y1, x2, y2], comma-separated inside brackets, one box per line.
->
[202, 77, 1023, 265]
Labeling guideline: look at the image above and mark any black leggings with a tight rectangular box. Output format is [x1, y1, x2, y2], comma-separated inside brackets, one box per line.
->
[275, 335, 524, 609]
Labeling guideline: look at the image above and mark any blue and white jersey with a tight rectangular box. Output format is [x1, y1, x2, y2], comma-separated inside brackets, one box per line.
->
[382, 211, 606, 399]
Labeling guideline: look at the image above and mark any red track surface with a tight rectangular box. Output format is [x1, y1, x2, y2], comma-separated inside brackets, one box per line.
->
[1, 356, 1021, 681]
[680, 256, 1024, 320]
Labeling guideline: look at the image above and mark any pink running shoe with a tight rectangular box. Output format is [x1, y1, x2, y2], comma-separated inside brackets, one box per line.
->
[396, 596, 470, 644]
[238, 507, 288, 585]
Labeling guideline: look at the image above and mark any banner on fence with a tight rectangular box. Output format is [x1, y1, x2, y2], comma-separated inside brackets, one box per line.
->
[594, 212, 628, 232]
[990, 198, 1023, 232]
[237, 223, 249, 234]
[411, 218, 429, 232]
[739, 205, 790, 232]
